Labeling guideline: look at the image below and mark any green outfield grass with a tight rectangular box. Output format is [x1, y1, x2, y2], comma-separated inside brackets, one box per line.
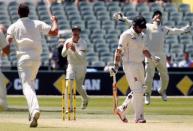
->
[0, 96, 193, 131]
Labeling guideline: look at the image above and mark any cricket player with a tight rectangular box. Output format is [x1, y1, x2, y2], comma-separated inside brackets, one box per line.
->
[6, 3, 58, 127]
[110, 16, 159, 123]
[61, 26, 88, 111]
[0, 24, 9, 111]
[113, 10, 191, 105]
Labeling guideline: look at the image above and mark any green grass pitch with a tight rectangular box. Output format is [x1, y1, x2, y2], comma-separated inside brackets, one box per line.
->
[0, 96, 193, 131]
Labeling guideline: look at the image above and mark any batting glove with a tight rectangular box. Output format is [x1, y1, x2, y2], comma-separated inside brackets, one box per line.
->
[151, 56, 160, 66]
[109, 66, 118, 76]
[113, 12, 127, 22]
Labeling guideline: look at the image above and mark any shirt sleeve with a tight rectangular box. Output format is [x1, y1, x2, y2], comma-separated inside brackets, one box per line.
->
[7, 24, 14, 38]
[74, 39, 87, 59]
[61, 39, 69, 57]
[118, 32, 129, 52]
[79, 39, 87, 51]
[163, 25, 189, 35]
[125, 19, 133, 27]
[36, 20, 51, 35]
[142, 29, 149, 48]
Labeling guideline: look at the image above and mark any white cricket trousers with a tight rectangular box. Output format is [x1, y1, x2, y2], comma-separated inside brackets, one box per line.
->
[123, 62, 145, 120]
[66, 64, 88, 101]
[0, 72, 7, 110]
[17, 60, 40, 117]
[145, 55, 169, 95]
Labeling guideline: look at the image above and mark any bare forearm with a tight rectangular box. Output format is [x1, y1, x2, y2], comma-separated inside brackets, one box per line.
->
[48, 16, 58, 36]
[3, 36, 13, 55]
[167, 25, 191, 35]
[2, 45, 10, 55]
[114, 48, 122, 67]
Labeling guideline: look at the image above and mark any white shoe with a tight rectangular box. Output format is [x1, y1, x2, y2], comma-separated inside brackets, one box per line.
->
[65, 109, 73, 114]
[30, 112, 40, 128]
[135, 119, 146, 123]
[144, 94, 150, 105]
[160, 91, 167, 101]
[115, 108, 128, 123]
[81, 99, 88, 110]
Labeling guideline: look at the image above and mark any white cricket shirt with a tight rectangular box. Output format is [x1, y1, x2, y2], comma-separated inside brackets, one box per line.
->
[146, 22, 189, 56]
[118, 28, 147, 63]
[62, 38, 87, 66]
[7, 17, 51, 62]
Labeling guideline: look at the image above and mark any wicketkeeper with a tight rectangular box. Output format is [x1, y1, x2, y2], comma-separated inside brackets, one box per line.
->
[61, 26, 89, 111]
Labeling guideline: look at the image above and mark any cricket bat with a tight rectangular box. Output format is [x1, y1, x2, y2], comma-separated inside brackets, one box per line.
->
[112, 74, 118, 114]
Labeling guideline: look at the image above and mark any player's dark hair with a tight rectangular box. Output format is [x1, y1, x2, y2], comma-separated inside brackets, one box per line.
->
[152, 10, 162, 18]
[18, 3, 29, 18]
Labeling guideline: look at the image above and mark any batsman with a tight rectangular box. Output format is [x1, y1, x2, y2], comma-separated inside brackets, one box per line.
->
[110, 16, 160, 123]
[61, 26, 89, 112]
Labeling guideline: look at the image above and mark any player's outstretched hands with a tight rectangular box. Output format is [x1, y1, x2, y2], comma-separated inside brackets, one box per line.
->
[66, 42, 76, 52]
[51, 16, 58, 23]
[183, 24, 192, 33]
[151, 56, 161, 66]
[113, 12, 127, 22]
[109, 66, 118, 76]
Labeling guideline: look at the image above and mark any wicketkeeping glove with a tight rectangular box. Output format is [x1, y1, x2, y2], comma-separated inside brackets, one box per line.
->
[183, 25, 192, 33]
[113, 12, 127, 22]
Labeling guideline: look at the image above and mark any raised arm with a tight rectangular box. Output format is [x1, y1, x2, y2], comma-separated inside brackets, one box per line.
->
[48, 16, 58, 36]
[113, 12, 133, 27]
[165, 25, 192, 35]
[0, 31, 9, 56]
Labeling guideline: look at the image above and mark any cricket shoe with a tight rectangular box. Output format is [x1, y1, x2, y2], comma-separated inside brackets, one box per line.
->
[135, 119, 146, 123]
[30, 111, 40, 128]
[81, 99, 88, 110]
[144, 93, 150, 105]
[160, 90, 167, 101]
[115, 108, 128, 123]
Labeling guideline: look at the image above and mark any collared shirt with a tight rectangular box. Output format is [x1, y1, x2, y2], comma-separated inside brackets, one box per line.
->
[7, 17, 51, 62]
[118, 27, 147, 63]
[63, 38, 87, 66]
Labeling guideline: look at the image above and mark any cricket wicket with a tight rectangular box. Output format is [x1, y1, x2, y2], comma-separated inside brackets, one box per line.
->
[62, 79, 76, 120]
